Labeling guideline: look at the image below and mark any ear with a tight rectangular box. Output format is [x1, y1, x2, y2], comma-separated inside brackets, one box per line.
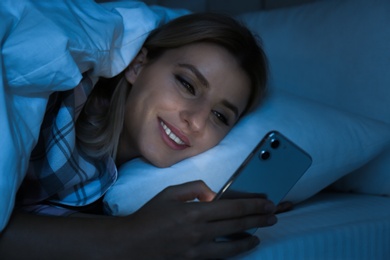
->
[125, 47, 148, 84]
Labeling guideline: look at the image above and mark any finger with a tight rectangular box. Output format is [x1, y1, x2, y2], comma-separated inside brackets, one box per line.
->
[217, 190, 267, 200]
[276, 201, 294, 214]
[160, 180, 216, 202]
[205, 214, 277, 240]
[197, 198, 276, 221]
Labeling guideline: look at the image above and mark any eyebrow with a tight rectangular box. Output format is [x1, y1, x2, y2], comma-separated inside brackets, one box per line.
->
[177, 63, 209, 87]
[177, 63, 240, 120]
[222, 99, 239, 121]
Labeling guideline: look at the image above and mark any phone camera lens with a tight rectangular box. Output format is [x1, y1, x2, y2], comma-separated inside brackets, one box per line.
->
[260, 150, 270, 160]
[270, 139, 280, 149]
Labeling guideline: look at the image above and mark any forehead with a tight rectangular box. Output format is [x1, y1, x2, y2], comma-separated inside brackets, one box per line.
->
[158, 43, 251, 114]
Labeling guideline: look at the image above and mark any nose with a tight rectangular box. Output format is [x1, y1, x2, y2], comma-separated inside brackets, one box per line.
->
[180, 103, 209, 133]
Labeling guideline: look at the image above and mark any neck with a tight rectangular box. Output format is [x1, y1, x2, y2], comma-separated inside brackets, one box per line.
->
[115, 133, 140, 167]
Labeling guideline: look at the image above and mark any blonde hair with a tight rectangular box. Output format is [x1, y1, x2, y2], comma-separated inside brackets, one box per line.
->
[76, 13, 268, 160]
[76, 75, 128, 159]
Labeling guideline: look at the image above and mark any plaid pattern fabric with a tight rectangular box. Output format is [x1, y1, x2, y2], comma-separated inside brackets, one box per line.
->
[16, 75, 117, 215]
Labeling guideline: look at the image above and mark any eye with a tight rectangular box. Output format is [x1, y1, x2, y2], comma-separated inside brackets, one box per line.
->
[212, 110, 229, 126]
[176, 75, 195, 95]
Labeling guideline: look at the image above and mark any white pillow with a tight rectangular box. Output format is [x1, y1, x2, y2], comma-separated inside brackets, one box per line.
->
[238, 0, 390, 196]
[238, 0, 390, 124]
[331, 148, 390, 196]
[104, 90, 390, 216]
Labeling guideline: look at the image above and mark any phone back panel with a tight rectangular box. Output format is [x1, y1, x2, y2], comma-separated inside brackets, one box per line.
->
[215, 131, 312, 204]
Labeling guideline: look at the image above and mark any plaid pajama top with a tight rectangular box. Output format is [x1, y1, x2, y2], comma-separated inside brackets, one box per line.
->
[16, 75, 118, 215]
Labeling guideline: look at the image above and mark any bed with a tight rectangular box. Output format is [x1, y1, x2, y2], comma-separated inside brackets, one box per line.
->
[104, 0, 390, 259]
[235, 191, 390, 259]
[1, 0, 390, 259]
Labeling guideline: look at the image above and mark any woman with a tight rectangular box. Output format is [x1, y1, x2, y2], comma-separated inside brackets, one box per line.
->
[0, 13, 277, 259]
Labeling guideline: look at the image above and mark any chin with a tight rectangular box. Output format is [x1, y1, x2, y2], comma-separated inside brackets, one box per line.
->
[144, 155, 179, 168]
[141, 146, 195, 168]
[151, 160, 173, 168]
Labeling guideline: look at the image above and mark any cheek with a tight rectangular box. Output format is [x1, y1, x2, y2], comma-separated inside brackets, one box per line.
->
[129, 83, 178, 116]
[142, 78, 182, 109]
[197, 128, 228, 154]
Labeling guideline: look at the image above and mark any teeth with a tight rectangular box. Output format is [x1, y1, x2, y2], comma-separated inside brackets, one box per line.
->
[161, 121, 186, 145]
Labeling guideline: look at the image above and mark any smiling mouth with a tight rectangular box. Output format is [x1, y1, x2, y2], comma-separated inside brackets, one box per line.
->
[160, 121, 187, 145]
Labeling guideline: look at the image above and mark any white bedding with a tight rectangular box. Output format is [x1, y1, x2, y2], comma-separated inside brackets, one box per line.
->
[235, 192, 390, 260]
[2, 2, 389, 258]
[0, 0, 187, 231]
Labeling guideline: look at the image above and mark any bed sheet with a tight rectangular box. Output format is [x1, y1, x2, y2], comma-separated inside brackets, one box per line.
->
[234, 192, 390, 260]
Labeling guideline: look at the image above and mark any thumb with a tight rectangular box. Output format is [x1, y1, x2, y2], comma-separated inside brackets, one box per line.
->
[162, 180, 216, 202]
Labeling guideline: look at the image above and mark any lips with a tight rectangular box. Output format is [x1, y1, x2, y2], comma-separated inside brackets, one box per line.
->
[159, 119, 190, 149]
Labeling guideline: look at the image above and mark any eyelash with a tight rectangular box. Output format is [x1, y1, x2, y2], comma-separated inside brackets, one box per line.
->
[213, 110, 229, 126]
[176, 75, 195, 95]
[175, 75, 229, 126]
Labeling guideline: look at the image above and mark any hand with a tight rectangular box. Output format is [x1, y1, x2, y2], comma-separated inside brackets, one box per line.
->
[0, 181, 277, 259]
[119, 180, 277, 259]
[275, 201, 294, 214]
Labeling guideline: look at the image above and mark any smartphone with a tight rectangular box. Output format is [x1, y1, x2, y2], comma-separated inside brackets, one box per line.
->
[214, 130, 312, 238]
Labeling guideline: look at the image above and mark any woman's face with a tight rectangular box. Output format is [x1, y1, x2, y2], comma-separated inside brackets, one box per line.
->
[119, 42, 251, 167]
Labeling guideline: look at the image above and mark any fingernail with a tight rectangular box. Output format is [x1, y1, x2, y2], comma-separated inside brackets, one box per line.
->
[267, 215, 277, 225]
[252, 236, 260, 246]
[264, 203, 276, 213]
